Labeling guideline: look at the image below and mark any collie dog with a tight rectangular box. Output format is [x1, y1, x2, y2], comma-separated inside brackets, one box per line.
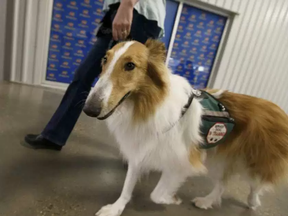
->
[83, 40, 288, 216]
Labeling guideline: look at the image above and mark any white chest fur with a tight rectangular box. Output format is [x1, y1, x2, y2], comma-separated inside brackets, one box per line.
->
[106, 74, 204, 175]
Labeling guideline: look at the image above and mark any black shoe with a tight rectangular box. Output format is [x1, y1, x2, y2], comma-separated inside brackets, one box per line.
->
[23, 134, 62, 151]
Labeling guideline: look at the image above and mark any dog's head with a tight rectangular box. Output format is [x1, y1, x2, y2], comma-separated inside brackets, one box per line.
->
[83, 39, 168, 120]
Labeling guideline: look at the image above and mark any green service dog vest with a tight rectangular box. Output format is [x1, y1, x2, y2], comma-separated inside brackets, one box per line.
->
[190, 90, 235, 149]
[163, 89, 235, 149]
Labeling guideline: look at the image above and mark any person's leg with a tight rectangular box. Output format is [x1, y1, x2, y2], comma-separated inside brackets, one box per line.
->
[42, 36, 113, 145]
[24, 8, 161, 150]
[24, 36, 113, 149]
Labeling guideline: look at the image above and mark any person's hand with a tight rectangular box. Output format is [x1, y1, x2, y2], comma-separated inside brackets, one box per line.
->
[112, 1, 135, 41]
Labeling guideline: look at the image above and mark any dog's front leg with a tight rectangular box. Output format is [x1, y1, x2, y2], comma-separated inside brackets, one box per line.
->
[96, 163, 140, 216]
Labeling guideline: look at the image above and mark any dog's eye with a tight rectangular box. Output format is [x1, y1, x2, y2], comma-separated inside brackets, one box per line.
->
[102, 56, 108, 65]
[124, 62, 135, 71]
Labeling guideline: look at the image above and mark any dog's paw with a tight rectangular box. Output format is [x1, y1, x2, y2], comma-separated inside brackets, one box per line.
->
[96, 204, 124, 216]
[248, 194, 261, 210]
[151, 193, 182, 205]
[192, 196, 221, 210]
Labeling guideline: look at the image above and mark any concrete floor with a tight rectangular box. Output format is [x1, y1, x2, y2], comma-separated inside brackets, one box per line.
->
[0, 82, 288, 216]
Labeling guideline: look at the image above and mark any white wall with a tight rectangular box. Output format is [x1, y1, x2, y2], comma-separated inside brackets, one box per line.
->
[199, 0, 288, 113]
[0, 0, 8, 81]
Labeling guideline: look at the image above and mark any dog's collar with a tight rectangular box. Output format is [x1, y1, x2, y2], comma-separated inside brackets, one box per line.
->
[161, 89, 200, 134]
[181, 89, 201, 116]
[181, 89, 202, 117]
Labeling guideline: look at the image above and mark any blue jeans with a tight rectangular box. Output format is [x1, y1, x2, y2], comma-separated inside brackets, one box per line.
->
[42, 7, 161, 146]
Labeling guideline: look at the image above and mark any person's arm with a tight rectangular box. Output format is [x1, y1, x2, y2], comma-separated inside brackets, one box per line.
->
[112, 0, 139, 41]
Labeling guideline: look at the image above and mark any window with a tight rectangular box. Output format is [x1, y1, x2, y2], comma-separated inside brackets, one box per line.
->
[168, 4, 227, 89]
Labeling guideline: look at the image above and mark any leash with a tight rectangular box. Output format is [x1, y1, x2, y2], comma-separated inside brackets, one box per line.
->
[161, 89, 200, 134]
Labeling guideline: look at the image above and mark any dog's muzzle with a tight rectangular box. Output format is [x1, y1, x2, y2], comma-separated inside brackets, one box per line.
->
[83, 91, 131, 120]
[83, 104, 102, 118]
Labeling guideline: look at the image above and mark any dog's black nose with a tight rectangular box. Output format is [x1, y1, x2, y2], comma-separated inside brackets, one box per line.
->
[83, 105, 101, 118]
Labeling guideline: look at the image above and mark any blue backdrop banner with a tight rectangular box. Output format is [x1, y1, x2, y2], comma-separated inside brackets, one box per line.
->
[46, 0, 104, 84]
[46, 1, 226, 89]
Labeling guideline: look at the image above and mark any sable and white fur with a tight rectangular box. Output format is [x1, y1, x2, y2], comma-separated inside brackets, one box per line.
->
[84, 40, 288, 216]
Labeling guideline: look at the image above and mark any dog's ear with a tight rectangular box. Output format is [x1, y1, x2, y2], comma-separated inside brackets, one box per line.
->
[145, 39, 166, 62]
[146, 60, 166, 88]
[145, 39, 167, 89]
